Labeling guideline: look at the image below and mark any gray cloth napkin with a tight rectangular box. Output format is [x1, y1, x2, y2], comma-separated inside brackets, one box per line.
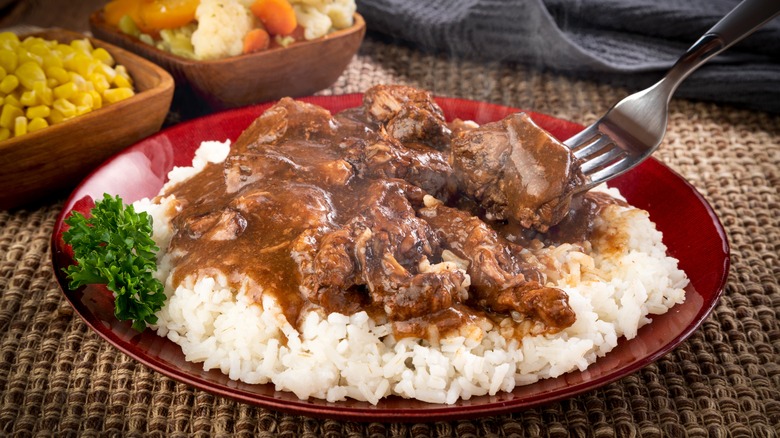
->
[357, 0, 780, 113]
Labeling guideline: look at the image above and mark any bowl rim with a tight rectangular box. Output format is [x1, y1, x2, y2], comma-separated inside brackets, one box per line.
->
[0, 27, 175, 154]
[88, 10, 366, 66]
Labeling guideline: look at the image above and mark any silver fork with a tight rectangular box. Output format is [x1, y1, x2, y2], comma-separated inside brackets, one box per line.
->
[566, 0, 780, 192]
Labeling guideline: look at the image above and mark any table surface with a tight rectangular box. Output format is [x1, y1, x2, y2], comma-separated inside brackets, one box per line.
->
[2, 0, 779, 436]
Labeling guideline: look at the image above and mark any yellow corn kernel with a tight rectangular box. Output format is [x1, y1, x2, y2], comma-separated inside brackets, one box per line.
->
[15, 61, 46, 90]
[88, 90, 102, 109]
[91, 47, 115, 66]
[26, 42, 52, 59]
[0, 49, 18, 74]
[53, 81, 78, 100]
[14, 116, 27, 136]
[72, 91, 93, 108]
[102, 87, 134, 104]
[70, 39, 93, 55]
[0, 66, 5, 81]
[26, 104, 50, 119]
[0, 104, 22, 128]
[0, 74, 18, 94]
[115, 64, 130, 81]
[27, 117, 48, 132]
[45, 66, 70, 85]
[19, 90, 37, 106]
[32, 82, 52, 106]
[88, 72, 110, 93]
[52, 98, 76, 118]
[97, 63, 117, 82]
[53, 43, 75, 59]
[65, 53, 97, 78]
[113, 73, 132, 89]
[69, 72, 89, 91]
[21, 36, 45, 46]
[47, 107, 65, 125]
[0, 127, 9, 141]
[0, 32, 20, 49]
[75, 104, 91, 116]
[41, 53, 64, 70]
[3, 93, 20, 108]
[16, 47, 42, 67]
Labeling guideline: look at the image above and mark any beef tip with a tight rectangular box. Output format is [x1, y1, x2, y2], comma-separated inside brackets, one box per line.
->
[294, 181, 469, 321]
[484, 285, 575, 330]
[292, 227, 369, 315]
[226, 183, 337, 249]
[231, 97, 335, 155]
[418, 197, 576, 331]
[543, 191, 628, 245]
[313, 159, 354, 186]
[363, 85, 451, 150]
[224, 149, 302, 193]
[225, 98, 349, 193]
[181, 208, 247, 241]
[452, 112, 585, 232]
[350, 137, 457, 200]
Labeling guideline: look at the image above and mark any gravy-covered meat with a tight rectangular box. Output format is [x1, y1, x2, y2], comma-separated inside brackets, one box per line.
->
[452, 113, 585, 232]
[364, 84, 451, 150]
[296, 181, 469, 322]
[418, 197, 575, 330]
[164, 85, 592, 339]
[353, 138, 457, 200]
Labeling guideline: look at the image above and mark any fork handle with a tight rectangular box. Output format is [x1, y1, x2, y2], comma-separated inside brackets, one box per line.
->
[661, 0, 780, 96]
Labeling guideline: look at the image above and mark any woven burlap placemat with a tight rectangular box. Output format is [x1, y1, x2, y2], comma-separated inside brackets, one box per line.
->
[1, 38, 778, 436]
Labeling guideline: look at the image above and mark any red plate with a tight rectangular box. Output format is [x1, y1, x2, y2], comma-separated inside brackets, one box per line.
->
[51, 95, 729, 422]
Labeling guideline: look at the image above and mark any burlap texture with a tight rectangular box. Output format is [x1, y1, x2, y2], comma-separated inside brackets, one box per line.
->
[1, 38, 778, 437]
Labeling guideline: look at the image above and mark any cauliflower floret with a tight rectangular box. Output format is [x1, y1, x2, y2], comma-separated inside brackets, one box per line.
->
[323, 0, 356, 29]
[291, 0, 355, 40]
[192, 0, 256, 60]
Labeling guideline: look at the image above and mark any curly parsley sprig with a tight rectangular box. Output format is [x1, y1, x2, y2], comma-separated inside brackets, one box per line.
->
[63, 194, 166, 332]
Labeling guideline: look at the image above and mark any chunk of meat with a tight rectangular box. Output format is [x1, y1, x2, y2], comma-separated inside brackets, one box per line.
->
[349, 137, 457, 200]
[225, 98, 349, 193]
[418, 197, 576, 331]
[292, 228, 368, 315]
[451, 112, 585, 232]
[181, 208, 247, 241]
[294, 181, 469, 321]
[363, 85, 451, 150]
[231, 97, 335, 155]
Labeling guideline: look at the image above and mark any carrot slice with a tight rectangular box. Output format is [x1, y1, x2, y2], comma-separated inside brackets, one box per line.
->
[250, 0, 298, 36]
[243, 28, 271, 54]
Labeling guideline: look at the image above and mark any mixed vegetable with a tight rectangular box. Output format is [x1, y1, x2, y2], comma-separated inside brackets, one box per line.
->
[0, 32, 135, 141]
[103, 0, 356, 60]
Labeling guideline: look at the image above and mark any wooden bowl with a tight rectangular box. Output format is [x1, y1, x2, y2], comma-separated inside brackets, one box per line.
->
[89, 10, 366, 110]
[0, 28, 174, 210]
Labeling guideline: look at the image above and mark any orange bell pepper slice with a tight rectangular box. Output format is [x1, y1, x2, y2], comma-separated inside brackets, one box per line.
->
[140, 0, 199, 32]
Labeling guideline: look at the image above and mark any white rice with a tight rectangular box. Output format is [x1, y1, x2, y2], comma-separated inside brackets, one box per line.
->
[134, 139, 688, 405]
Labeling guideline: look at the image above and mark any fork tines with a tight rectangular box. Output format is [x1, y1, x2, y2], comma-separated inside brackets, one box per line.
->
[566, 126, 630, 186]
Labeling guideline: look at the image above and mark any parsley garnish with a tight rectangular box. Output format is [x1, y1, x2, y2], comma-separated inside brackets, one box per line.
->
[63, 194, 166, 332]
